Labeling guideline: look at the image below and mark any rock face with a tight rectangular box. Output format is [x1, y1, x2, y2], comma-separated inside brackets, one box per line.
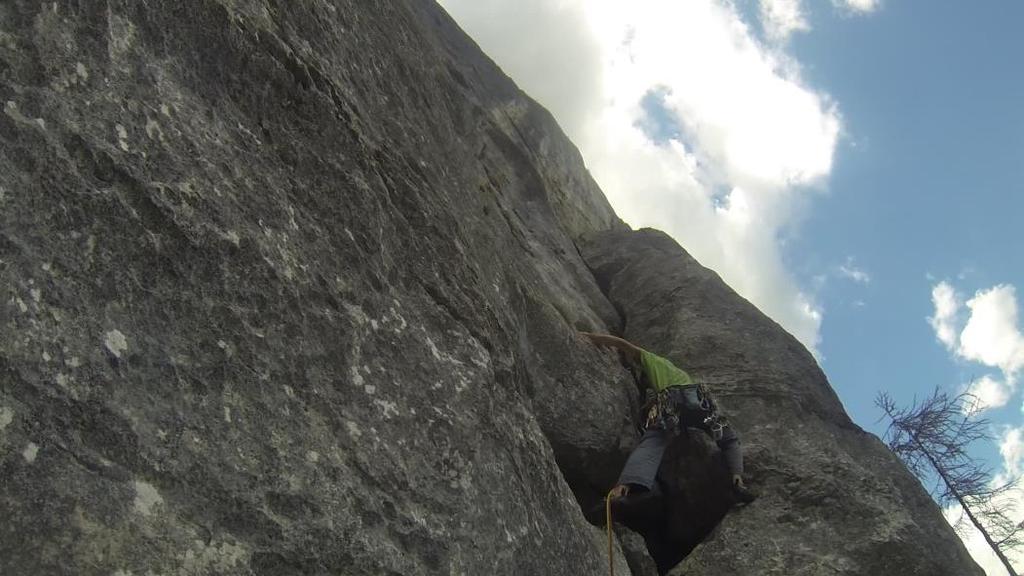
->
[0, 1, 633, 574]
[0, 1, 983, 575]
[581, 229, 985, 576]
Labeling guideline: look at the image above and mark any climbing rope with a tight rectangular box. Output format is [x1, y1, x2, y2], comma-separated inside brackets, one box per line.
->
[605, 488, 615, 576]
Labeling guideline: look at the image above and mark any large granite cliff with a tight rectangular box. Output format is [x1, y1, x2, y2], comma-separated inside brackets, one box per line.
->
[0, 1, 983, 575]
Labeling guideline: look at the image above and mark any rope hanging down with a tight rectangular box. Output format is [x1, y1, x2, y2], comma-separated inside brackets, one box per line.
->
[606, 488, 615, 576]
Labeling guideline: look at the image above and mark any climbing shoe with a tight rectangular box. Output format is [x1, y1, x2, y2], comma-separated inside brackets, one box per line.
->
[600, 486, 665, 532]
[731, 479, 757, 504]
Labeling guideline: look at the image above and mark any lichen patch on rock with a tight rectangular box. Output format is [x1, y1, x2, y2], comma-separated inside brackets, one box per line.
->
[115, 124, 130, 151]
[22, 442, 39, 463]
[133, 480, 163, 516]
[0, 407, 13, 432]
[103, 330, 129, 359]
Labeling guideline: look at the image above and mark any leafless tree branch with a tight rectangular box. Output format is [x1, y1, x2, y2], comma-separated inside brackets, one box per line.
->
[877, 389, 1022, 576]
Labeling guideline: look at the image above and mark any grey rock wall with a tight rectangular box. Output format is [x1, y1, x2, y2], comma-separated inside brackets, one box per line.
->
[0, 1, 984, 575]
[0, 1, 631, 574]
[581, 229, 984, 576]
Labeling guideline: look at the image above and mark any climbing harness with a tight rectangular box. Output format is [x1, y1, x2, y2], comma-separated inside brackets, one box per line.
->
[605, 487, 616, 576]
[645, 383, 728, 440]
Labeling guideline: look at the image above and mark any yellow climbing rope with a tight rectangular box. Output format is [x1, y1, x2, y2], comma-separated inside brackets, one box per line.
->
[606, 488, 615, 576]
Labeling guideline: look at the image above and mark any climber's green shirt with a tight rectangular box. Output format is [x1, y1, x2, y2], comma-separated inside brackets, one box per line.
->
[639, 349, 693, 392]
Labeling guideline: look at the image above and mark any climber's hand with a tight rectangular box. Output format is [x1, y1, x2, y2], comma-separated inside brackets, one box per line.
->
[608, 484, 630, 499]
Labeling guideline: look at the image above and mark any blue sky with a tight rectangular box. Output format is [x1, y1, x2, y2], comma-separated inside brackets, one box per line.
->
[787, 0, 1024, 450]
[438, 1, 1023, 572]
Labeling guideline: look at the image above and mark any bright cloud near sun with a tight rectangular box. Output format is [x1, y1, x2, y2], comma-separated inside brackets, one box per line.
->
[987, 426, 1024, 572]
[945, 493, 1024, 576]
[438, 0, 845, 353]
[946, 425, 1024, 575]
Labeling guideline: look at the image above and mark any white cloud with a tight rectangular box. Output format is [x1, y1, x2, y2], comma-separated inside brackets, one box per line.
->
[930, 284, 1024, 569]
[439, 0, 842, 353]
[834, 0, 882, 15]
[964, 375, 1013, 414]
[433, 0, 603, 143]
[931, 282, 1024, 410]
[838, 257, 870, 284]
[1001, 427, 1023, 477]
[760, 0, 810, 41]
[959, 285, 1024, 385]
[930, 281, 962, 352]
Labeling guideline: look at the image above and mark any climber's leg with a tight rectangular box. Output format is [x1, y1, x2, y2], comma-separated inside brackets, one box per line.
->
[583, 428, 668, 529]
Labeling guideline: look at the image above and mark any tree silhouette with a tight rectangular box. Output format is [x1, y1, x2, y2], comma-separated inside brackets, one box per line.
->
[877, 389, 1021, 576]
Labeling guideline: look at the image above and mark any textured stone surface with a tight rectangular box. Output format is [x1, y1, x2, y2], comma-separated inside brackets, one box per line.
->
[0, 1, 632, 574]
[616, 524, 661, 576]
[581, 228, 984, 576]
[0, 1, 985, 575]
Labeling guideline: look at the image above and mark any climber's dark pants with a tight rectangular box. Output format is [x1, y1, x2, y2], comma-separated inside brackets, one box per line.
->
[617, 425, 743, 490]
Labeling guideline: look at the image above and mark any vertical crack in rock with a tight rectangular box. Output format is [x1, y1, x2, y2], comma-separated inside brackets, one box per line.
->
[576, 232, 729, 574]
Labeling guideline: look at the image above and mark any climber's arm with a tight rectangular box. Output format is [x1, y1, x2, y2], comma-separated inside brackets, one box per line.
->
[578, 332, 642, 364]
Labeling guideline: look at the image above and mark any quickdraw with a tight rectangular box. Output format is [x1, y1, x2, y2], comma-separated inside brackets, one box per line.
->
[703, 414, 725, 441]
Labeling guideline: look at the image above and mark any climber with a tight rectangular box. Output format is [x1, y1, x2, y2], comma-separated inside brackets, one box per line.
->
[579, 331, 757, 515]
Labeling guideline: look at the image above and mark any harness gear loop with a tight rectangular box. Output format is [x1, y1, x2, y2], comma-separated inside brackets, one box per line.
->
[704, 415, 725, 441]
[606, 488, 615, 576]
[700, 395, 712, 412]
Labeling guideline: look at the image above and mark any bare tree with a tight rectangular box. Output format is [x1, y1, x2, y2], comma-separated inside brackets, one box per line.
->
[877, 389, 1022, 576]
